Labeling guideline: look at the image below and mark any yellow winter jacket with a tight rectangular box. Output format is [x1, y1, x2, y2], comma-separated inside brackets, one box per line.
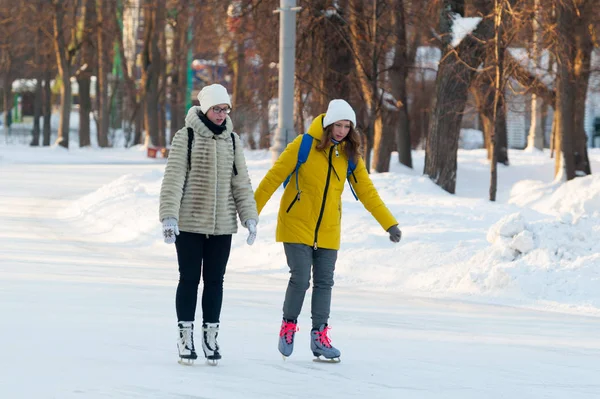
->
[254, 114, 398, 250]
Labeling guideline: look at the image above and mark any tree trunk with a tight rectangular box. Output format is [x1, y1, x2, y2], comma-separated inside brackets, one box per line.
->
[526, 0, 544, 151]
[550, 110, 557, 158]
[495, 88, 508, 165]
[363, 124, 374, 172]
[43, 73, 52, 146]
[113, 4, 140, 147]
[425, 58, 475, 193]
[231, 35, 251, 142]
[158, 25, 167, 147]
[424, 0, 493, 193]
[3, 75, 12, 140]
[31, 78, 43, 146]
[473, 80, 493, 157]
[75, 0, 94, 148]
[97, 0, 110, 147]
[372, 112, 391, 172]
[260, 93, 270, 149]
[391, 0, 412, 168]
[57, 80, 72, 148]
[141, 0, 164, 147]
[169, 4, 187, 140]
[477, 71, 509, 166]
[134, 103, 143, 145]
[555, 1, 577, 180]
[53, 4, 71, 149]
[78, 75, 92, 147]
[490, 0, 506, 202]
[572, 4, 593, 175]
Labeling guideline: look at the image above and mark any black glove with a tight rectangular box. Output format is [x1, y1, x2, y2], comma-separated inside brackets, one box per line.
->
[387, 225, 402, 243]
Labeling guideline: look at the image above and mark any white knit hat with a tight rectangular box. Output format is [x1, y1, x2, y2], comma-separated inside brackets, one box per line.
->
[322, 99, 356, 128]
[197, 84, 232, 114]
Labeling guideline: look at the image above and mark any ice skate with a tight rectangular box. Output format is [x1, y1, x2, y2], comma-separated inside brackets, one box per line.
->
[310, 324, 341, 363]
[202, 322, 221, 365]
[278, 319, 298, 359]
[177, 321, 198, 365]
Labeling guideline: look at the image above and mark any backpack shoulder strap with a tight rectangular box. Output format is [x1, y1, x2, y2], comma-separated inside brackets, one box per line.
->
[283, 134, 313, 189]
[297, 134, 313, 165]
[347, 158, 357, 177]
[187, 127, 193, 171]
[346, 157, 359, 201]
[230, 132, 238, 176]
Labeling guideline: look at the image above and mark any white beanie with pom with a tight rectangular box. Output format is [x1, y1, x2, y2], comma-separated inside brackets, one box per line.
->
[322, 99, 356, 128]
[197, 84, 232, 114]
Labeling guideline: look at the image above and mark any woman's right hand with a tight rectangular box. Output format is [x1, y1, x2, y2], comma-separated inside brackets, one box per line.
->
[162, 217, 179, 244]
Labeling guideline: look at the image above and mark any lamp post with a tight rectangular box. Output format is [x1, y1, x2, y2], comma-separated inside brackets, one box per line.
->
[271, 0, 301, 163]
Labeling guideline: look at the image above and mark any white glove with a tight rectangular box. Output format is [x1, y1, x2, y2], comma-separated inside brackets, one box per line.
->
[245, 219, 257, 246]
[162, 217, 179, 244]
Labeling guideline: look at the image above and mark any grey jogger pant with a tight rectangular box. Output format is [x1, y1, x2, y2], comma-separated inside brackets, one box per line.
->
[282, 243, 338, 328]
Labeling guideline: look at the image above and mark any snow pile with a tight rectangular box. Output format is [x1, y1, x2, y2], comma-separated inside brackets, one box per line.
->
[457, 206, 600, 311]
[531, 175, 600, 221]
[60, 171, 162, 243]
[510, 174, 600, 220]
[486, 213, 534, 257]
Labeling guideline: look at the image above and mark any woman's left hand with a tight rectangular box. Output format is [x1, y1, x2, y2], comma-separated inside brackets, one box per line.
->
[387, 225, 402, 243]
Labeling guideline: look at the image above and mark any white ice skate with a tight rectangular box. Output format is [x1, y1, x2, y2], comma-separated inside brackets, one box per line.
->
[202, 322, 221, 366]
[177, 321, 198, 365]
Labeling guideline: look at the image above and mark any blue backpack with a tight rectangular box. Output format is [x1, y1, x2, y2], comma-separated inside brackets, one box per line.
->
[283, 134, 358, 200]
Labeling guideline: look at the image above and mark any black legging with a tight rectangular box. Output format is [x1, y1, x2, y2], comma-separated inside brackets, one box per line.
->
[174, 232, 232, 323]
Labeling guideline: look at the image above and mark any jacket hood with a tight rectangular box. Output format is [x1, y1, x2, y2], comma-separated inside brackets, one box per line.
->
[306, 114, 326, 141]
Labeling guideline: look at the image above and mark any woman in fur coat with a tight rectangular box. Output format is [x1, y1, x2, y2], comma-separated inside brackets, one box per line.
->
[159, 84, 258, 364]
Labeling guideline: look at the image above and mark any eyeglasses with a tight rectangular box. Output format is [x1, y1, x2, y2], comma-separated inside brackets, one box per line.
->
[211, 106, 231, 114]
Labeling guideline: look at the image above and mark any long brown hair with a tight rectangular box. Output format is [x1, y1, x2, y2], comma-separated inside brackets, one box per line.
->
[315, 123, 362, 164]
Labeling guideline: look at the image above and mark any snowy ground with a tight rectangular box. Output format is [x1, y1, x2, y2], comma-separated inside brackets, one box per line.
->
[1, 144, 600, 398]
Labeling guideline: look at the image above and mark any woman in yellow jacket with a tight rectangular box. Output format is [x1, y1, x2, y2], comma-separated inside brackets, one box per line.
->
[254, 99, 401, 361]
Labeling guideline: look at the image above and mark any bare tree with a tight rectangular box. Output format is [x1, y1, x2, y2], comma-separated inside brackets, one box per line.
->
[348, 0, 395, 172]
[167, 0, 191, 140]
[74, 0, 95, 148]
[389, 0, 421, 168]
[141, 0, 166, 147]
[489, 0, 507, 202]
[0, 0, 30, 140]
[115, 1, 142, 146]
[424, 0, 522, 194]
[51, 0, 80, 149]
[251, 0, 278, 149]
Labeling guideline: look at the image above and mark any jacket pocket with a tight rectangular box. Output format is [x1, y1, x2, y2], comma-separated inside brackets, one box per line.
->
[286, 193, 300, 213]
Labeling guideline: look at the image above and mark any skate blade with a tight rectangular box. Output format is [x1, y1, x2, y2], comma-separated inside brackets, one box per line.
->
[206, 359, 219, 366]
[313, 356, 341, 363]
[178, 358, 195, 366]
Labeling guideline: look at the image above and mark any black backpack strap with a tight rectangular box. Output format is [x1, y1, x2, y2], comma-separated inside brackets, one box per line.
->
[231, 132, 238, 176]
[187, 128, 193, 171]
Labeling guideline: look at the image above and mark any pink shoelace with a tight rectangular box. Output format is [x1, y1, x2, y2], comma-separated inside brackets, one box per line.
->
[315, 326, 332, 348]
[279, 321, 298, 344]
